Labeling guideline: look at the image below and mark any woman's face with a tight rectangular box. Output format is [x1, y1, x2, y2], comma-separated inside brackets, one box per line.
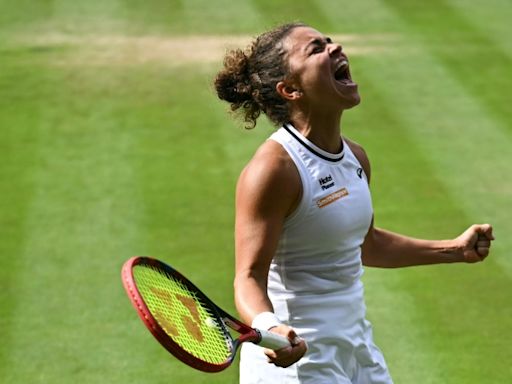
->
[283, 26, 360, 111]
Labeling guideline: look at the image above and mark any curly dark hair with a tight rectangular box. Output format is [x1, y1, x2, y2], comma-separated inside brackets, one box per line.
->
[214, 22, 306, 129]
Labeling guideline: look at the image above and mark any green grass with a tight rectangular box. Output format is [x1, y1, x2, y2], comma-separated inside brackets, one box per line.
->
[1, 1, 511, 383]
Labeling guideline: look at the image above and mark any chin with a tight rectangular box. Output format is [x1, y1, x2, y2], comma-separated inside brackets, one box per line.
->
[341, 94, 361, 110]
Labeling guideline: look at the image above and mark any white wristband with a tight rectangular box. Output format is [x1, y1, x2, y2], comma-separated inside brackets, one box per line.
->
[251, 311, 282, 331]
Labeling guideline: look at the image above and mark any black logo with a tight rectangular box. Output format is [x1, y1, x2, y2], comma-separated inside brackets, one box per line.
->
[356, 168, 363, 179]
[318, 174, 335, 190]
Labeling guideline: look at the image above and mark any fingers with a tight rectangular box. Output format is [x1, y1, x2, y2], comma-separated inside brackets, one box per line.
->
[468, 224, 494, 262]
[265, 339, 307, 368]
[263, 326, 307, 368]
[476, 236, 491, 248]
[476, 234, 491, 258]
[460, 224, 495, 263]
[475, 224, 494, 259]
[476, 223, 495, 241]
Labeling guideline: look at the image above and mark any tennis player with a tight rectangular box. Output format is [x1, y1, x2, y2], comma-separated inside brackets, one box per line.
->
[214, 22, 494, 384]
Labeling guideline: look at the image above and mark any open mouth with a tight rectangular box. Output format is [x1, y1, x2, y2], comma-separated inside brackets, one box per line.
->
[334, 59, 352, 83]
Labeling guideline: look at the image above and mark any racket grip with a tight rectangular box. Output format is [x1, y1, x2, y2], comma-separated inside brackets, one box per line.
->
[256, 328, 292, 350]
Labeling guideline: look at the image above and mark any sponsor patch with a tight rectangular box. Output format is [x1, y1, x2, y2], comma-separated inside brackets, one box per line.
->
[316, 187, 349, 208]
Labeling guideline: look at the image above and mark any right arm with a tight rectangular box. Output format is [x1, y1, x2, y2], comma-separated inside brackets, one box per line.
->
[234, 140, 307, 367]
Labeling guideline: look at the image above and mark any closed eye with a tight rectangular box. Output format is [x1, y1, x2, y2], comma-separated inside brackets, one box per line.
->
[311, 45, 324, 54]
[307, 37, 333, 55]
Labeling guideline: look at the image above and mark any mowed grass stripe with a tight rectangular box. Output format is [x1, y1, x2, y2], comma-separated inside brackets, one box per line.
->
[382, 0, 512, 133]
[345, 67, 472, 383]
[0, 0, 264, 37]
[0, 66, 65, 381]
[347, 7, 512, 384]
[126, 68, 238, 289]
[357, 33, 511, 272]
[91, 66, 240, 383]
[327, 1, 512, 380]
[348, 62, 512, 383]
[447, 0, 512, 57]
[0, 65, 42, 375]
[0, 63, 152, 383]
[250, 0, 334, 30]
[317, 0, 401, 33]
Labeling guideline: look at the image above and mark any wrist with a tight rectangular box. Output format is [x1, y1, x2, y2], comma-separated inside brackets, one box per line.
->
[251, 311, 282, 331]
[439, 239, 465, 263]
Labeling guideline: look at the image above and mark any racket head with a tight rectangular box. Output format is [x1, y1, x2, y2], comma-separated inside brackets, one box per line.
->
[121, 256, 240, 372]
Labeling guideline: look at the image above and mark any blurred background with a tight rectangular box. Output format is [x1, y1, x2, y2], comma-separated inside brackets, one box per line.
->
[1, 1, 511, 383]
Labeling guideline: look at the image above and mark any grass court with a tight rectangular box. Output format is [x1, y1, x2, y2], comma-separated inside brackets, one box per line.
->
[1, 1, 511, 383]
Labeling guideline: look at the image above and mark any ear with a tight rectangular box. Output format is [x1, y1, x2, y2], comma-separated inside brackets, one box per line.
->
[276, 81, 303, 101]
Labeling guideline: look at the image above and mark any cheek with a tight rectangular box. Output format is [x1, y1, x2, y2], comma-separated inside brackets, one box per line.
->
[303, 63, 331, 88]
[287, 59, 307, 87]
[288, 57, 319, 87]
[301, 70, 329, 93]
[288, 57, 330, 93]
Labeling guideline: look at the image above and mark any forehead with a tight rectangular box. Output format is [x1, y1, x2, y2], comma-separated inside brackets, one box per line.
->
[283, 26, 326, 53]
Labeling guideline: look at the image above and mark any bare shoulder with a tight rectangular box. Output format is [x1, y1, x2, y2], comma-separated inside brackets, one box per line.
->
[344, 137, 371, 183]
[237, 139, 301, 216]
[240, 140, 297, 183]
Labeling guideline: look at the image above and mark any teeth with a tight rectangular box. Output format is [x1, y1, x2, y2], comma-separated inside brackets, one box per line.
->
[337, 60, 348, 70]
[334, 59, 350, 81]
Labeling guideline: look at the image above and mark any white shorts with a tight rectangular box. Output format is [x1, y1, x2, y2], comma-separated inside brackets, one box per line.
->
[239, 280, 393, 384]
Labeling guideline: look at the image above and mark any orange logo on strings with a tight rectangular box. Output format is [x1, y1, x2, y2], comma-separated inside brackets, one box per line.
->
[150, 287, 204, 342]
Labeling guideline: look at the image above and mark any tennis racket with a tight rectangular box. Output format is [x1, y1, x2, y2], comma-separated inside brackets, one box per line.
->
[121, 256, 290, 372]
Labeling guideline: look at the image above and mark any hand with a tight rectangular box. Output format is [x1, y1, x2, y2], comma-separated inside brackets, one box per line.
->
[263, 325, 307, 368]
[455, 224, 494, 263]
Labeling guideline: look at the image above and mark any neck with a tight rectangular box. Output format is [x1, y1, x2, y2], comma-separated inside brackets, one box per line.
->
[290, 110, 344, 153]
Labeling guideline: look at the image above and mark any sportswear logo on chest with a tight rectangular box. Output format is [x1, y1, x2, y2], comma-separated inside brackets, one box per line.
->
[318, 174, 335, 190]
[356, 168, 363, 179]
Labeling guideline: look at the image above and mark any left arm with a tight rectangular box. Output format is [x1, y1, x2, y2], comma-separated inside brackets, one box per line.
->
[344, 138, 495, 268]
[361, 221, 494, 268]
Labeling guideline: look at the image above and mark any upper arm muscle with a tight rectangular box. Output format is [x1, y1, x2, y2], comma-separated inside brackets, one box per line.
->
[235, 141, 301, 278]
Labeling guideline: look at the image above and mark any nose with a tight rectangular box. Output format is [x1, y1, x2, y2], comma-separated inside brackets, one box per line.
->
[328, 43, 342, 56]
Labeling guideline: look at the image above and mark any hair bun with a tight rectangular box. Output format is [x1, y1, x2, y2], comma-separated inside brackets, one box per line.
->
[214, 22, 304, 128]
[215, 49, 253, 104]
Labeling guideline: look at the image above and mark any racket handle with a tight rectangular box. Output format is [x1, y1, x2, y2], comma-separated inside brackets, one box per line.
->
[256, 328, 293, 350]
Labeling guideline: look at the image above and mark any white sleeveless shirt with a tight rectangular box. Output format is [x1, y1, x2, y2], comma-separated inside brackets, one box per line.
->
[239, 125, 393, 384]
[267, 123, 373, 297]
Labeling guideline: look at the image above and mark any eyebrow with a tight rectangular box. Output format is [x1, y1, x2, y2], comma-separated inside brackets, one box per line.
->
[305, 36, 333, 52]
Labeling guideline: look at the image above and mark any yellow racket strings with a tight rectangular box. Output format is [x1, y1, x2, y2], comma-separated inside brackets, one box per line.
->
[133, 264, 232, 364]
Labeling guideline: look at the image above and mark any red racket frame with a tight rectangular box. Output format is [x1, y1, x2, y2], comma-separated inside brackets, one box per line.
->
[121, 256, 263, 372]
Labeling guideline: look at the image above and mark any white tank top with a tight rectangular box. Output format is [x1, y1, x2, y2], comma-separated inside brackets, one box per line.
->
[267, 123, 373, 297]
